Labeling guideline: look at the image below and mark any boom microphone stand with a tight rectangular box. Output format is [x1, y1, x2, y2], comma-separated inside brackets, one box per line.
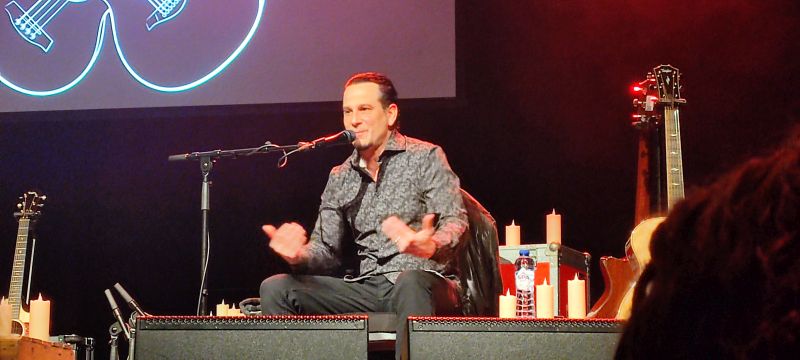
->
[168, 131, 354, 315]
[167, 142, 302, 315]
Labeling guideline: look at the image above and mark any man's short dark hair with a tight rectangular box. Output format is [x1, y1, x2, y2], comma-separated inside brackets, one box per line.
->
[344, 72, 399, 109]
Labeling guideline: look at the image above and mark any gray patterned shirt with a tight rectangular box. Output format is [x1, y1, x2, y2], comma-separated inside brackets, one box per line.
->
[302, 131, 468, 283]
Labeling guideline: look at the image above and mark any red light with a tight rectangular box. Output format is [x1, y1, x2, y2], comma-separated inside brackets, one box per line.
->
[632, 86, 643, 92]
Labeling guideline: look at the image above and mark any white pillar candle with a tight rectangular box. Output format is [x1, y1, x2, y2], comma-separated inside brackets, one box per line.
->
[498, 289, 516, 318]
[216, 300, 229, 317]
[0, 297, 11, 336]
[546, 210, 562, 245]
[535, 279, 554, 318]
[29, 294, 50, 341]
[567, 274, 586, 319]
[505, 220, 521, 246]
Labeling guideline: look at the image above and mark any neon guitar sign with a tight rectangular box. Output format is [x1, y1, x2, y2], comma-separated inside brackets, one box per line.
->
[0, 0, 265, 96]
[145, 0, 186, 31]
[5, 0, 87, 53]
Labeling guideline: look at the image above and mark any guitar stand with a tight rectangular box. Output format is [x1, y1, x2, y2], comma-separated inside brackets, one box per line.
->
[56, 334, 95, 360]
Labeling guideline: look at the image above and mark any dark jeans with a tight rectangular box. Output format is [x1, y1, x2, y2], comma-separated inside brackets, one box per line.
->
[260, 270, 461, 360]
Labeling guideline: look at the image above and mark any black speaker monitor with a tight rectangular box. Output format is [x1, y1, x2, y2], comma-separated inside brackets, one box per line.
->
[408, 317, 624, 360]
[133, 315, 368, 360]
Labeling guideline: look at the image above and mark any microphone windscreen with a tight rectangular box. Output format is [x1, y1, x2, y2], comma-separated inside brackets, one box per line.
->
[104, 289, 119, 309]
[342, 130, 356, 142]
[114, 283, 134, 303]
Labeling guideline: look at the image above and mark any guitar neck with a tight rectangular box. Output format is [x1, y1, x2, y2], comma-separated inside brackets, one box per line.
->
[663, 105, 685, 210]
[9, 218, 31, 319]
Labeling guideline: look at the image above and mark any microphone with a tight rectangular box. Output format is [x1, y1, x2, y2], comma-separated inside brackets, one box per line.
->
[298, 130, 356, 151]
[113, 283, 149, 316]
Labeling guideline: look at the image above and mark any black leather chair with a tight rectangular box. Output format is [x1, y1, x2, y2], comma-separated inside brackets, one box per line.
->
[367, 189, 503, 350]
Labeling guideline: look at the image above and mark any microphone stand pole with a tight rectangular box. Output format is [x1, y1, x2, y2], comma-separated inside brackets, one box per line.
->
[168, 143, 301, 315]
[199, 155, 211, 316]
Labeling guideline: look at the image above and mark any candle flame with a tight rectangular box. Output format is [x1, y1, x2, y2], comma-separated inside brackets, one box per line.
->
[511, 219, 516, 226]
[506, 289, 511, 296]
[551, 209, 556, 214]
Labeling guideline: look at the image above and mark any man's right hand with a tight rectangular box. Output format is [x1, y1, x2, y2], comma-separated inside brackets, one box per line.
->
[262, 222, 309, 265]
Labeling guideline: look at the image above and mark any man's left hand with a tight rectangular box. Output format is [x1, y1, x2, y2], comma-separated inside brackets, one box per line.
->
[382, 214, 437, 259]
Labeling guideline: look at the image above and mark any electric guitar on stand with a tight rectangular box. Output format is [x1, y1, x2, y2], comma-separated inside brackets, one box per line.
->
[6, 190, 46, 335]
[589, 65, 686, 319]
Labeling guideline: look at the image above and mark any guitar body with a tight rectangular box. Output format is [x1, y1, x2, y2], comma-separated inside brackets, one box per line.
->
[616, 217, 664, 319]
[587, 256, 635, 318]
[11, 307, 29, 335]
[0, 0, 108, 90]
[627, 217, 663, 271]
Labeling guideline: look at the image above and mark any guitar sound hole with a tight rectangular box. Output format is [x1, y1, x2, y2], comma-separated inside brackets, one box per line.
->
[11, 320, 25, 336]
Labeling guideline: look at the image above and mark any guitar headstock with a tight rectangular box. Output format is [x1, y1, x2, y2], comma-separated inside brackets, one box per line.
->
[653, 65, 683, 103]
[15, 191, 46, 220]
[630, 65, 685, 129]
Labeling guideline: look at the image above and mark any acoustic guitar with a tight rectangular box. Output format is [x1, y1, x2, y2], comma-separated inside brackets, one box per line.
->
[588, 65, 685, 319]
[6, 190, 46, 335]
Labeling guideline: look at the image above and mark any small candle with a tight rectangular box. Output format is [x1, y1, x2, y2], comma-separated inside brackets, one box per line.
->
[498, 289, 516, 318]
[505, 220, 521, 246]
[228, 307, 243, 317]
[546, 210, 561, 245]
[535, 279, 554, 318]
[29, 294, 50, 341]
[216, 300, 229, 317]
[0, 297, 11, 336]
[567, 274, 586, 319]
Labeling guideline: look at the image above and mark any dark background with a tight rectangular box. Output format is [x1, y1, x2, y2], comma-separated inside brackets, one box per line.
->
[1, 0, 798, 356]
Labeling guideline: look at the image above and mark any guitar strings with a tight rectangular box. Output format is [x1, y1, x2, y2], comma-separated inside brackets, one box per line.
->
[17, 0, 59, 33]
[39, 1, 73, 28]
[16, 0, 51, 32]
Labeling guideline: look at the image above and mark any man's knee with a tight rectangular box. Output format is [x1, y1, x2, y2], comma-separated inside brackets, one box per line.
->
[393, 270, 460, 314]
[260, 273, 299, 312]
[394, 270, 438, 295]
[260, 273, 294, 295]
